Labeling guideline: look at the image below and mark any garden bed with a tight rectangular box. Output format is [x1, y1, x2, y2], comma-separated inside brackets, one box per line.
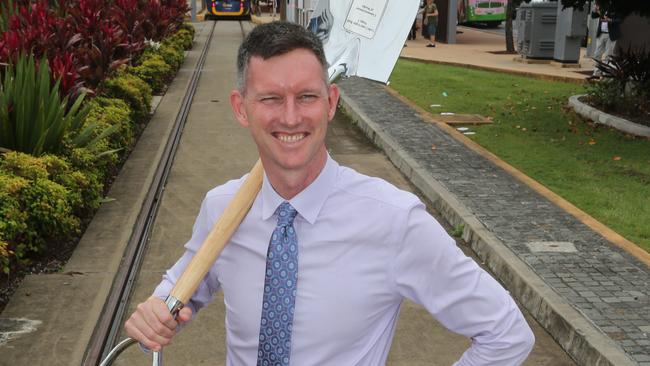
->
[570, 95, 650, 138]
[0, 0, 195, 312]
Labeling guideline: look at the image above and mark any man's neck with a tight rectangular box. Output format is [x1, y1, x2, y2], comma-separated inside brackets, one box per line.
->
[264, 151, 328, 200]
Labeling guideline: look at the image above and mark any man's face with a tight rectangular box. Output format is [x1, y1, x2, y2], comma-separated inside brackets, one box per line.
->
[230, 48, 339, 181]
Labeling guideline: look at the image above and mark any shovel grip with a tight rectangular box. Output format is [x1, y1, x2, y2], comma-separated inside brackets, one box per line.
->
[169, 159, 264, 304]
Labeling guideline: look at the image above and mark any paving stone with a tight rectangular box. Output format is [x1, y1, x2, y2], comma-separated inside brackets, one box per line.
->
[634, 354, 650, 362]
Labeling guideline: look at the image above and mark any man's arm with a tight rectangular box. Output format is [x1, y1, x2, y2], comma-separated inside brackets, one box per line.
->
[393, 204, 535, 365]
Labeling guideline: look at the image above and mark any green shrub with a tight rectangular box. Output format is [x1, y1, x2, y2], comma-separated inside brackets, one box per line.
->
[21, 176, 80, 255]
[62, 145, 111, 191]
[0, 151, 49, 180]
[157, 43, 185, 70]
[0, 155, 80, 268]
[85, 97, 135, 150]
[0, 173, 27, 274]
[178, 22, 196, 43]
[0, 173, 28, 268]
[0, 238, 12, 274]
[101, 70, 152, 125]
[130, 54, 172, 94]
[0, 54, 96, 156]
[42, 154, 103, 218]
[162, 28, 193, 54]
[0, 151, 102, 220]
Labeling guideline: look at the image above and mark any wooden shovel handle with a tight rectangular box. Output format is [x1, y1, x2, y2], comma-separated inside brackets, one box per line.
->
[169, 159, 264, 304]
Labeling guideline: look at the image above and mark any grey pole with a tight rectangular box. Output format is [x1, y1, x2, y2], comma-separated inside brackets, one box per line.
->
[191, 0, 197, 22]
[447, 0, 457, 44]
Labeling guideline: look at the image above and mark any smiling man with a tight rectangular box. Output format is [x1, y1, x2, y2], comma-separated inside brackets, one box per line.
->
[125, 21, 535, 366]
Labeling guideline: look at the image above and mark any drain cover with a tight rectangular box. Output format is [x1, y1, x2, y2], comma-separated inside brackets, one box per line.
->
[526, 241, 577, 253]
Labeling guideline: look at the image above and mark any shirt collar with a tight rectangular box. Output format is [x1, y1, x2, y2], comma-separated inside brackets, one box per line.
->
[261, 154, 338, 225]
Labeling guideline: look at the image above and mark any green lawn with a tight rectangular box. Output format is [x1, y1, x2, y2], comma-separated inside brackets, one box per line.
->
[390, 59, 650, 252]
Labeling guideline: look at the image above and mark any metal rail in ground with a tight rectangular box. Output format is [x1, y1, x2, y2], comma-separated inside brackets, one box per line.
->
[82, 20, 218, 366]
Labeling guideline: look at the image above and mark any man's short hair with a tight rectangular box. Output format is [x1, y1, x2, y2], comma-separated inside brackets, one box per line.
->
[236, 21, 329, 93]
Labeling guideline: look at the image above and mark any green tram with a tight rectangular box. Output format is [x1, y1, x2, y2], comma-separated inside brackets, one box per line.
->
[457, 0, 506, 27]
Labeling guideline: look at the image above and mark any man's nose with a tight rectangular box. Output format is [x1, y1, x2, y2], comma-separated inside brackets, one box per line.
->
[283, 98, 300, 126]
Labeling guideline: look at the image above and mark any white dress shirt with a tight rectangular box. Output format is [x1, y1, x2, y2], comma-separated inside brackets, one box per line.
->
[154, 155, 534, 365]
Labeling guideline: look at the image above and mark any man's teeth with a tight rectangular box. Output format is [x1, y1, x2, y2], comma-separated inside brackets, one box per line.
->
[278, 134, 305, 142]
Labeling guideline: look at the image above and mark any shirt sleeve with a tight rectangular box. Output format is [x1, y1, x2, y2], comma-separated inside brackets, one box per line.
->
[393, 203, 535, 365]
[153, 195, 222, 316]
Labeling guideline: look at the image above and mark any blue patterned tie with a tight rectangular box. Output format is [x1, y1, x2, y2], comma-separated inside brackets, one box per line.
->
[257, 202, 299, 366]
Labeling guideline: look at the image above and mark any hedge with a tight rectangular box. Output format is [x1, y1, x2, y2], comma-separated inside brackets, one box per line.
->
[0, 25, 196, 275]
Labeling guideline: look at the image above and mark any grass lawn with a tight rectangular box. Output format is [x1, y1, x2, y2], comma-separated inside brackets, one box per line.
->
[389, 59, 650, 252]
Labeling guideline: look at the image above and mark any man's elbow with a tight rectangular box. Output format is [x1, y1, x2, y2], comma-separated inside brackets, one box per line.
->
[517, 322, 536, 359]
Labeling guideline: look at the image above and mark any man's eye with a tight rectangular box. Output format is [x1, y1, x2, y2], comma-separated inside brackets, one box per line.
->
[261, 96, 279, 103]
[299, 94, 317, 102]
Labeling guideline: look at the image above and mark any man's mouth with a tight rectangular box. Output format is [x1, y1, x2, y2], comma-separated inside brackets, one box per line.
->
[275, 133, 306, 143]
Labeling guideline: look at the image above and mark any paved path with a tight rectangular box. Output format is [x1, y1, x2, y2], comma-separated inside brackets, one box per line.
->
[337, 76, 649, 365]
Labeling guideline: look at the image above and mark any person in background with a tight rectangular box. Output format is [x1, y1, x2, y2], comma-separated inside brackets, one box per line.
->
[424, 0, 439, 48]
[588, 2, 622, 80]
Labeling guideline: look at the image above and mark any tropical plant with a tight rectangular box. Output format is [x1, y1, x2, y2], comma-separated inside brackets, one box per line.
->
[0, 0, 83, 97]
[588, 47, 650, 125]
[62, 0, 133, 89]
[112, 0, 148, 53]
[0, 54, 114, 156]
[0, 0, 19, 33]
[141, 0, 188, 42]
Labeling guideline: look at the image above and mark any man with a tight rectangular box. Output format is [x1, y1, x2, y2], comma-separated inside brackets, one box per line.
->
[125, 21, 535, 365]
[588, 2, 622, 80]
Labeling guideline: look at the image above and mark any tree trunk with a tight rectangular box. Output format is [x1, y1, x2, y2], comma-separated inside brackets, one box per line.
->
[505, 0, 516, 52]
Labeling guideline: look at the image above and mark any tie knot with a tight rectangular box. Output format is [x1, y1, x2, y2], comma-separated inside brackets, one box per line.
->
[276, 202, 298, 227]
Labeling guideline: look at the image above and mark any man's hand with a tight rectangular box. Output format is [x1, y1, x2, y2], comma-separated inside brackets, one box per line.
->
[124, 296, 193, 351]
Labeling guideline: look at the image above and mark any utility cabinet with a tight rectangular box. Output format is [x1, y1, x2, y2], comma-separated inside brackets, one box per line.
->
[554, 4, 587, 63]
[515, 2, 558, 59]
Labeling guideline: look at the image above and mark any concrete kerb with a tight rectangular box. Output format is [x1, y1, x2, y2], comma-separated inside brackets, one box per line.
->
[569, 94, 650, 138]
[337, 89, 637, 366]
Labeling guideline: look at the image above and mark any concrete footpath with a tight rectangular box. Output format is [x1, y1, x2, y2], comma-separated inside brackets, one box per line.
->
[402, 25, 594, 82]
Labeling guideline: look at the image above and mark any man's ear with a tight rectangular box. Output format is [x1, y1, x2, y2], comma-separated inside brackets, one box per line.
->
[230, 89, 249, 127]
[327, 83, 340, 121]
